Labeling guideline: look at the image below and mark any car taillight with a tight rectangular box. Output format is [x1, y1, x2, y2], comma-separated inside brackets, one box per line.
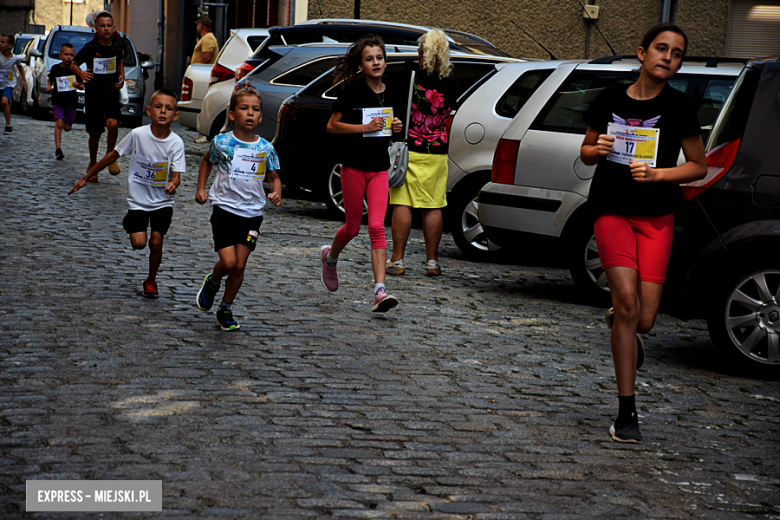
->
[235, 61, 255, 81]
[278, 104, 298, 124]
[209, 63, 234, 87]
[492, 139, 520, 184]
[180, 77, 193, 101]
[681, 138, 742, 200]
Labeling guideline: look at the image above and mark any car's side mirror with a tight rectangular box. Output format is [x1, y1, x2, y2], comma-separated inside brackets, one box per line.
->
[29, 49, 42, 58]
[141, 60, 154, 70]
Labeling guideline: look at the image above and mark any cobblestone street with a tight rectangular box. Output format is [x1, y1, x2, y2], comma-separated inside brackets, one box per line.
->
[1, 114, 779, 519]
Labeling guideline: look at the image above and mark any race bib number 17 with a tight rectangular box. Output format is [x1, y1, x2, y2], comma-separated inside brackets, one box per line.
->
[230, 148, 266, 181]
[606, 123, 660, 167]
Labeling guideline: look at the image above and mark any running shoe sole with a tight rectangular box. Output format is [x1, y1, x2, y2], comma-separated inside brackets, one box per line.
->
[609, 423, 643, 443]
[196, 274, 216, 311]
[320, 245, 338, 292]
[372, 294, 398, 313]
[215, 316, 240, 331]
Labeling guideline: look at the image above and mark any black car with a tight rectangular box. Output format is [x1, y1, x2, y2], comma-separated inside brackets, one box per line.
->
[273, 54, 513, 214]
[236, 22, 508, 80]
[666, 58, 780, 369]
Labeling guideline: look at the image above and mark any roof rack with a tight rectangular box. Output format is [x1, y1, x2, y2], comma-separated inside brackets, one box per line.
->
[589, 55, 750, 67]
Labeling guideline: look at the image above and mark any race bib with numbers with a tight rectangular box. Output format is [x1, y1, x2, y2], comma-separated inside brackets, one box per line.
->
[93, 57, 116, 75]
[129, 155, 170, 188]
[2, 69, 13, 83]
[230, 148, 266, 181]
[56, 75, 77, 92]
[606, 123, 660, 167]
[361, 107, 393, 137]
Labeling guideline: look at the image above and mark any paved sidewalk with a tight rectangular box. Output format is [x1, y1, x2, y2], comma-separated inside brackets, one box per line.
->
[1, 115, 779, 519]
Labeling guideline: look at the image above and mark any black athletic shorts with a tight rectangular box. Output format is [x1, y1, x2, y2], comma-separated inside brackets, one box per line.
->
[210, 205, 263, 252]
[85, 96, 121, 137]
[122, 207, 174, 235]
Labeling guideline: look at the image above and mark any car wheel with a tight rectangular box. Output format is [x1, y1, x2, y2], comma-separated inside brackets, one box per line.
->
[323, 163, 368, 217]
[565, 217, 612, 304]
[707, 266, 780, 368]
[449, 175, 501, 260]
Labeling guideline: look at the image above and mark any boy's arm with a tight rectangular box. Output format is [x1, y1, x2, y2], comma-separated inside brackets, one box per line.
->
[195, 152, 213, 204]
[165, 171, 181, 195]
[115, 59, 125, 89]
[46, 77, 52, 93]
[70, 61, 91, 83]
[68, 151, 120, 195]
[266, 169, 282, 206]
[16, 63, 27, 91]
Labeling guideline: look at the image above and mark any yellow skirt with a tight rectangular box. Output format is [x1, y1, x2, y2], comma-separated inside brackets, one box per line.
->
[389, 151, 448, 208]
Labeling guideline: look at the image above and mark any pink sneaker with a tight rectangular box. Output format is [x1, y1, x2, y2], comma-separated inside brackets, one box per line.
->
[372, 288, 398, 313]
[320, 245, 338, 292]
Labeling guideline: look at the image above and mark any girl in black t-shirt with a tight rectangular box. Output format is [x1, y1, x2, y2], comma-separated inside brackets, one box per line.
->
[319, 35, 403, 313]
[580, 24, 707, 444]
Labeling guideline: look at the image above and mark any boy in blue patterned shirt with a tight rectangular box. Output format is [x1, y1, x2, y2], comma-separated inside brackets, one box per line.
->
[195, 85, 281, 331]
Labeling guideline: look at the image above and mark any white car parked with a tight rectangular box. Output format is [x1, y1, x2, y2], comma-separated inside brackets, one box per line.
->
[12, 34, 45, 114]
[179, 28, 268, 133]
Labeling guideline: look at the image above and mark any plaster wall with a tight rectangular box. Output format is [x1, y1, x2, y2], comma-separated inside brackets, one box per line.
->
[306, 0, 729, 60]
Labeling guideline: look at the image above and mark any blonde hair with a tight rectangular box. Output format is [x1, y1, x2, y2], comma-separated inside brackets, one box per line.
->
[418, 29, 452, 79]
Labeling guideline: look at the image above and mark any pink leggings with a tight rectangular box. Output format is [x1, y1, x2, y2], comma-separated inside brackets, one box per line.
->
[335, 165, 388, 249]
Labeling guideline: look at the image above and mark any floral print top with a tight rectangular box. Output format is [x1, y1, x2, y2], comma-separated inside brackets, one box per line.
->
[407, 69, 457, 155]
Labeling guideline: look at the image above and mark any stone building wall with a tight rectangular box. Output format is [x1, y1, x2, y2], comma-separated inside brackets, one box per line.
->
[307, 0, 730, 60]
[29, 0, 105, 31]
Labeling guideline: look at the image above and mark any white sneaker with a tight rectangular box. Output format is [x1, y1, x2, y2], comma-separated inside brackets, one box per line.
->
[386, 258, 406, 275]
[426, 260, 441, 276]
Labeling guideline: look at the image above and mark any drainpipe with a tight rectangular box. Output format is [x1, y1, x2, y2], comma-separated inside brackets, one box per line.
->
[662, 0, 671, 22]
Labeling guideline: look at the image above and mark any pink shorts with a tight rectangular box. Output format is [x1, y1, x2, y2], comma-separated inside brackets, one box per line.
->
[593, 214, 674, 284]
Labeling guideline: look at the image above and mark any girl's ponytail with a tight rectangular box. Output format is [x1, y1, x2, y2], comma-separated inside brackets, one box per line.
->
[333, 34, 387, 88]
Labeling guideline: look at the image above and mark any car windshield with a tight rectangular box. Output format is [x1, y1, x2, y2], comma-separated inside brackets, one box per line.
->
[49, 31, 94, 58]
[48, 31, 137, 67]
[14, 37, 32, 54]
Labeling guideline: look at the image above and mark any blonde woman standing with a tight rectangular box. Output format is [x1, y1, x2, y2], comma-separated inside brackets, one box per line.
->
[387, 29, 456, 277]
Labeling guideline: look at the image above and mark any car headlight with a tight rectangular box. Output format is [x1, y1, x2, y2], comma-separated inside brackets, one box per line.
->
[125, 79, 141, 95]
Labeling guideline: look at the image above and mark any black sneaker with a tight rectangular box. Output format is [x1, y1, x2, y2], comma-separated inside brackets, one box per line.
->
[196, 273, 220, 311]
[215, 309, 240, 331]
[56, 148, 64, 160]
[3, 126, 12, 135]
[609, 421, 643, 443]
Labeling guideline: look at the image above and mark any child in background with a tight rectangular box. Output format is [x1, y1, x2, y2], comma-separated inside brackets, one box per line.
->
[72, 11, 125, 181]
[47, 43, 84, 159]
[321, 34, 403, 313]
[68, 89, 185, 299]
[0, 34, 28, 135]
[195, 85, 282, 331]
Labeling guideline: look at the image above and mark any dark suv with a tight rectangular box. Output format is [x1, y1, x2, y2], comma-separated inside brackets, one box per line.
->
[666, 58, 780, 369]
